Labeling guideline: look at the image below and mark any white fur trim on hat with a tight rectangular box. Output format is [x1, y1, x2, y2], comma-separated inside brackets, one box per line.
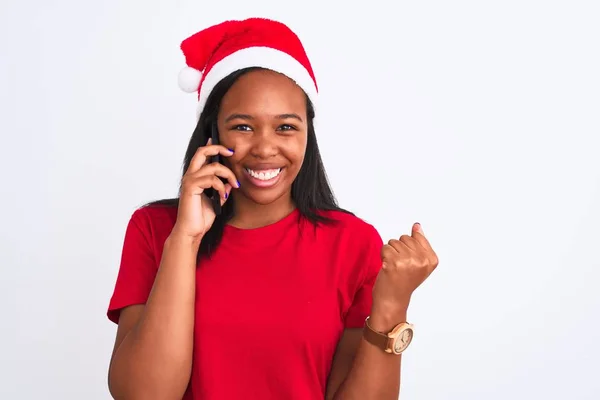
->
[178, 66, 203, 93]
[195, 46, 318, 120]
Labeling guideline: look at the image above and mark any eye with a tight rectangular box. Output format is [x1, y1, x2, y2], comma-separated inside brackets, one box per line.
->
[232, 124, 252, 132]
[278, 124, 297, 132]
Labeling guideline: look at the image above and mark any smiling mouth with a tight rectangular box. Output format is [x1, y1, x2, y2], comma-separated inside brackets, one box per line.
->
[243, 167, 284, 188]
[244, 167, 282, 181]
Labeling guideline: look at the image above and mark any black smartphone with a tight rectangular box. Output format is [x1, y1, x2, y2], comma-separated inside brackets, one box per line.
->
[207, 122, 223, 216]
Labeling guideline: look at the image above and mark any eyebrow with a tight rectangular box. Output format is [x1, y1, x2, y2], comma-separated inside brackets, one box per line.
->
[224, 113, 304, 123]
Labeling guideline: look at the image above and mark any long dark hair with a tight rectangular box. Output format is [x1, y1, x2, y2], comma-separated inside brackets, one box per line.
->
[147, 67, 351, 257]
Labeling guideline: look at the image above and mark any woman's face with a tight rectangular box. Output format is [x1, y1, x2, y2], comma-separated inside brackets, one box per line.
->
[217, 69, 308, 206]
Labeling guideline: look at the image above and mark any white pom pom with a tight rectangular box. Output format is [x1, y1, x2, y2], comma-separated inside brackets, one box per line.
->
[178, 67, 202, 93]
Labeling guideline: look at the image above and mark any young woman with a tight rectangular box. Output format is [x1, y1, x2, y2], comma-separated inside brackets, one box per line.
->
[106, 18, 438, 400]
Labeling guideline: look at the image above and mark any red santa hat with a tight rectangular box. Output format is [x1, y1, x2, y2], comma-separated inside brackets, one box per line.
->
[178, 18, 319, 120]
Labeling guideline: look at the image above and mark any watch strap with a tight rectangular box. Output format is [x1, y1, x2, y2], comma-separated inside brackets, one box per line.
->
[362, 316, 392, 352]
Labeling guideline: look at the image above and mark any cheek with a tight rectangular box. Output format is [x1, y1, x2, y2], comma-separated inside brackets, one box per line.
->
[219, 135, 247, 166]
[285, 136, 308, 166]
[217, 132, 238, 151]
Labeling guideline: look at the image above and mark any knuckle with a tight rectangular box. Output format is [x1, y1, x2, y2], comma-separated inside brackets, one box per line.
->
[408, 257, 421, 268]
[380, 245, 390, 258]
[388, 239, 401, 250]
[381, 245, 394, 260]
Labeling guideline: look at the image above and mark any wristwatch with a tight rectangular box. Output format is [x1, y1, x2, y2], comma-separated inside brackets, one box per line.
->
[363, 316, 414, 355]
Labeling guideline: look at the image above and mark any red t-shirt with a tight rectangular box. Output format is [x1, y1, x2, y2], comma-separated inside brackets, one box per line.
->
[107, 205, 383, 399]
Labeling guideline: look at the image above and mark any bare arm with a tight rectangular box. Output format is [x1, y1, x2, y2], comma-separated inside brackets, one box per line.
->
[326, 310, 406, 400]
[328, 222, 438, 399]
[107, 143, 237, 399]
[107, 233, 199, 400]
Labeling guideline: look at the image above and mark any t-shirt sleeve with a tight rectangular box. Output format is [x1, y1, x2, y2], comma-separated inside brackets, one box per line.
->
[343, 223, 384, 329]
[107, 209, 158, 324]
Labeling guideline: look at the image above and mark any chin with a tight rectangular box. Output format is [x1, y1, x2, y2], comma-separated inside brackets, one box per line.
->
[242, 188, 288, 206]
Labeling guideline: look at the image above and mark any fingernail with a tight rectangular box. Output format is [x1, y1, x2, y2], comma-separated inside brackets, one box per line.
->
[225, 192, 228, 199]
[236, 180, 241, 187]
[228, 148, 234, 153]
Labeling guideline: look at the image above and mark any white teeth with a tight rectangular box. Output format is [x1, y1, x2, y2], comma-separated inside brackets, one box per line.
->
[246, 168, 281, 180]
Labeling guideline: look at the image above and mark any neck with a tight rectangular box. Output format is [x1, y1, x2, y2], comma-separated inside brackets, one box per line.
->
[228, 192, 296, 229]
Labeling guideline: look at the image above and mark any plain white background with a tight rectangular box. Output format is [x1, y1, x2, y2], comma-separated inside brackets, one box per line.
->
[1, 0, 599, 399]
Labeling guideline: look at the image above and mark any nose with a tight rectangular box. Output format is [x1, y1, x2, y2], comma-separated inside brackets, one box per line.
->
[249, 130, 278, 159]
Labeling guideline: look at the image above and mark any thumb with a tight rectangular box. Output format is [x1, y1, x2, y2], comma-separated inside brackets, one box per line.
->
[412, 222, 424, 237]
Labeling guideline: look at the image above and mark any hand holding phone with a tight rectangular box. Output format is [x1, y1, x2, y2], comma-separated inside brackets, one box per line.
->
[172, 139, 237, 240]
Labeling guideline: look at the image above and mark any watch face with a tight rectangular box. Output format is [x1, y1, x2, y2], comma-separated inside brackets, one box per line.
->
[393, 328, 413, 354]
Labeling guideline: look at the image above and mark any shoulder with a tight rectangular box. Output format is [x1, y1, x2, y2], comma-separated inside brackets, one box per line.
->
[127, 202, 178, 238]
[314, 210, 384, 297]
[315, 209, 383, 249]
[318, 210, 381, 237]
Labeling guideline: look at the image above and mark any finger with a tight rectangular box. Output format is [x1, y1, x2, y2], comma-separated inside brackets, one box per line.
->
[187, 145, 234, 173]
[411, 222, 433, 250]
[399, 234, 420, 251]
[386, 239, 410, 255]
[380, 244, 398, 269]
[183, 175, 227, 199]
[220, 183, 233, 206]
[193, 162, 240, 189]
[411, 223, 438, 266]
[206, 175, 228, 200]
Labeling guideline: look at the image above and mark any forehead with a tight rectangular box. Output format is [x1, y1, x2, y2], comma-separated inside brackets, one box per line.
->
[220, 69, 307, 115]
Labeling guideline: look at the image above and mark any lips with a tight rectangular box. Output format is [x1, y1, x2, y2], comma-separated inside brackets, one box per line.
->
[245, 168, 281, 180]
[243, 167, 284, 188]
